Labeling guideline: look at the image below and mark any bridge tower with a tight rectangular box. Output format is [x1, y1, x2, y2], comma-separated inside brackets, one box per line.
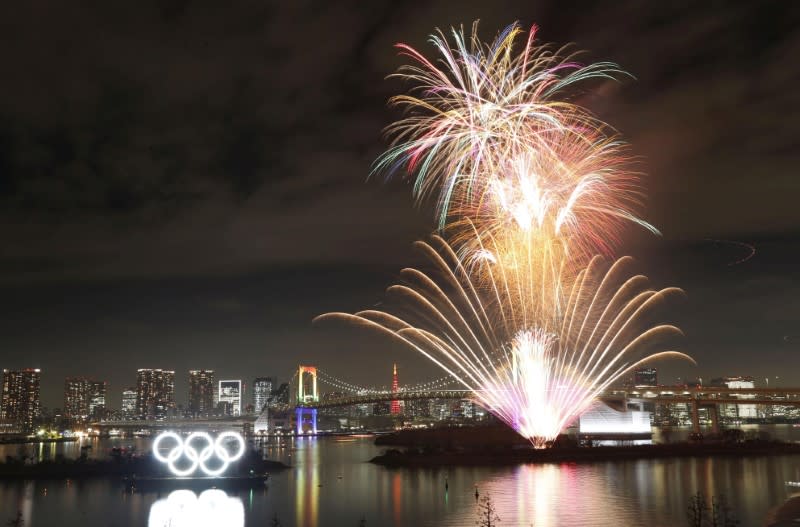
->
[296, 365, 318, 435]
[298, 365, 318, 404]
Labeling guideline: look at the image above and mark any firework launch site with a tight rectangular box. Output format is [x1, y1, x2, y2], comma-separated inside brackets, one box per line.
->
[370, 423, 800, 467]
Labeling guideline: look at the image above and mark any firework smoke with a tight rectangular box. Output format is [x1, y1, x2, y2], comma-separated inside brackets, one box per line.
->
[317, 238, 693, 447]
[319, 22, 690, 446]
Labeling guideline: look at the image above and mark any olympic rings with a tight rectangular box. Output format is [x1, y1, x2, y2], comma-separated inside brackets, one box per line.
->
[152, 431, 246, 476]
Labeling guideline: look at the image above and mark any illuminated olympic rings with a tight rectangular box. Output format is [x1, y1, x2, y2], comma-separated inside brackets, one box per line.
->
[152, 431, 246, 477]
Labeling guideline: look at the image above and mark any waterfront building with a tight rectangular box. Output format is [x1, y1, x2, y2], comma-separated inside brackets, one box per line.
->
[712, 376, 757, 420]
[89, 380, 107, 419]
[373, 401, 391, 416]
[252, 377, 273, 413]
[1, 368, 41, 432]
[354, 401, 373, 417]
[121, 388, 136, 418]
[0, 418, 20, 435]
[64, 378, 108, 423]
[136, 369, 175, 420]
[579, 403, 652, 444]
[405, 398, 431, 419]
[188, 370, 215, 417]
[218, 380, 242, 416]
[63, 377, 90, 423]
[269, 383, 290, 406]
[430, 399, 451, 421]
[654, 401, 692, 427]
[456, 399, 475, 419]
[634, 367, 658, 387]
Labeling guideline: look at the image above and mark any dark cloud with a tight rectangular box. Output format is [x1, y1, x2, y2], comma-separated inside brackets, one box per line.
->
[0, 1, 797, 406]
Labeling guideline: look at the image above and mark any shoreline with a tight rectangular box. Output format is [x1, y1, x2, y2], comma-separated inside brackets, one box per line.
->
[0, 457, 290, 480]
[0, 437, 78, 445]
[370, 441, 800, 467]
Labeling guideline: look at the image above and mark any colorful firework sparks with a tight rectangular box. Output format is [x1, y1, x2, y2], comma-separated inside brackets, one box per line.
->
[374, 21, 659, 263]
[316, 237, 693, 448]
[320, 21, 690, 447]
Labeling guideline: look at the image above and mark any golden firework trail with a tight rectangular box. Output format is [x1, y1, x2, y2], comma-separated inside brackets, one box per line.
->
[319, 21, 691, 446]
[316, 237, 693, 447]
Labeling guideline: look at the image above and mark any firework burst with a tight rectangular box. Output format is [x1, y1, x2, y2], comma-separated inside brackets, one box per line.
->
[316, 237, 693, 447]
[376, 21, 658, 264]
[318, 21, 690, 447]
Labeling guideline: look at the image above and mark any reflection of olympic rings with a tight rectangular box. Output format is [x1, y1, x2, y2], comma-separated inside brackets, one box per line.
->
[152, 431, 246, 476]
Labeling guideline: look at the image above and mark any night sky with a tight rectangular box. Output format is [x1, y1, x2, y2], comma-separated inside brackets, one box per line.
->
[1, 2, 798, 409]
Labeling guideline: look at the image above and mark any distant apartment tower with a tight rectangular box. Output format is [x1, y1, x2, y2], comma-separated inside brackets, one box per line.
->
[136, 369, 175, 420]
[1, 369, 41, 432]
[64, 378, 107, 422]
[121, 388, 137, 419]
[633, 368, 658, 387]
[218, 380, 242, 416]
[252, 377, 273, 413]
[64, 378, 90, 423]
[188, 370, 215, 417]
[89, 381, 107, 419]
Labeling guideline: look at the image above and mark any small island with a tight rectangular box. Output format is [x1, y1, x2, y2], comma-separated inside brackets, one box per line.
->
[370, 425, 800, 467]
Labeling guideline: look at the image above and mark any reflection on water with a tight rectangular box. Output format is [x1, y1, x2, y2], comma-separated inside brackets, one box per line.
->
[293, 437, 319, 527]
[466, 463, 653, 526]
[0, 436, 151, 463]
[0, 426, 799, 526]
[148, 489, 243, 527]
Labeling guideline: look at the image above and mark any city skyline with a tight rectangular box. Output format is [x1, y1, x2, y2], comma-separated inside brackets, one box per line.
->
[0, 362, 780, 414]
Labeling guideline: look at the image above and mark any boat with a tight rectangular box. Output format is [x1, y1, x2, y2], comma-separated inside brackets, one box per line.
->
[124, 473, 270, 491]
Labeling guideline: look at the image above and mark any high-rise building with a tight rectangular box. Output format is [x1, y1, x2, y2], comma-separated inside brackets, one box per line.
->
[188, 370, 215, 417]
[270, 383, 290, 406]
[633, 368, 658, 387]
[89, 381, 107, 419]
[1, 369, 41, 432]
[64, 377, 90, 423]
[252, 377, 273, 413]
[121, 388, 137, 419]
[218, 380, 242, 416]
[64, 378, 108, 422]
[136, 369, 175, 420]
